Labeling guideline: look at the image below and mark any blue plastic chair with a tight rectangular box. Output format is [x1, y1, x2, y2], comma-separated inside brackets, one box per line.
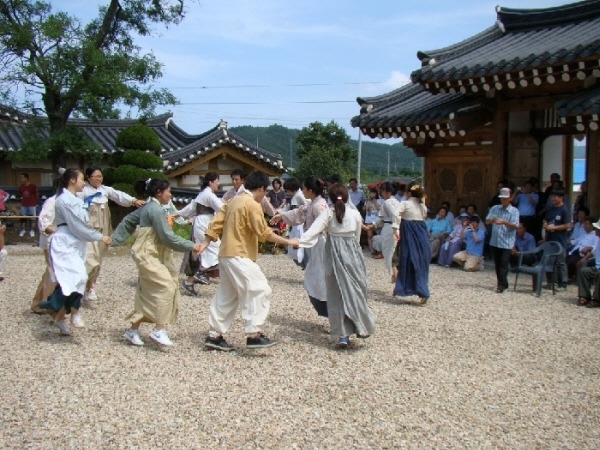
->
[513, 241, 564, 296]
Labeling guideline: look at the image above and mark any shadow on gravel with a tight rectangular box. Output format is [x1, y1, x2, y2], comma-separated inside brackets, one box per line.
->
[368, 289, 423, 307]
[266, 274, 304, 286]
[269, 312, 332, 350]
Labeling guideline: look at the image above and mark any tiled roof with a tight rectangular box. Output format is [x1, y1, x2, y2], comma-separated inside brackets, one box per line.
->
[350, 83, 482, 138]
[0, 108, 284, 172]
[411, 0, 600, 91]
[352, 0, 600, 136]
[0, 108, 197, 153]
[555, 85, 600, 131]
[555, 85, 600, 116]
[162, 120, 284, 172]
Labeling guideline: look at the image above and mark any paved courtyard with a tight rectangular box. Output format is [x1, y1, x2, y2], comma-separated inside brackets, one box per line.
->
[1, 245, 599, 449]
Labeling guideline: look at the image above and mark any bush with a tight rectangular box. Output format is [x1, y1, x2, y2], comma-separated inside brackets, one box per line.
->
[116, 123, 162, 154]
[122, 149, 163, 169]
[111, 182, 136, 197]
[113, 165, 164, 185]
[109, 152, 125, 167]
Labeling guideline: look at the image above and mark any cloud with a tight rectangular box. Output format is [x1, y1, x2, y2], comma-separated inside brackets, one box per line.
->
[383, 71, 411, 90]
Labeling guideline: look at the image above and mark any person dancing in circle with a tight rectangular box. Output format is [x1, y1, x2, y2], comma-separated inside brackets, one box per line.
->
[392, 183, 431, 306]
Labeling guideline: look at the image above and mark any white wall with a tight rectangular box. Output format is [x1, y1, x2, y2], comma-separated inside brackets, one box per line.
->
[541, 135, 563, 190]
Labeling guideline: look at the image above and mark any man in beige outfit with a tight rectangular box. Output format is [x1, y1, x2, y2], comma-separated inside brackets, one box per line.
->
[199, 171, 298, 351]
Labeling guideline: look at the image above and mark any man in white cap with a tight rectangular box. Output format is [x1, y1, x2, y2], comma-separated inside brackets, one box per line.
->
[575, 219, 600, 307]
[486, 187, 519, 293]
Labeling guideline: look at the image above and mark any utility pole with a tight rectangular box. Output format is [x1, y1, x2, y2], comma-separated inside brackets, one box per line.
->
[356, 130, 363, 184]
[387, 149, 390, 177]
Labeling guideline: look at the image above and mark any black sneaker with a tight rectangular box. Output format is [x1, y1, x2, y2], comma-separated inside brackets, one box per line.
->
[181, 281, 197, 296]
[246, 332, 278, 349]
[193, 272, 210, 285]
[204, 335, 234, 351]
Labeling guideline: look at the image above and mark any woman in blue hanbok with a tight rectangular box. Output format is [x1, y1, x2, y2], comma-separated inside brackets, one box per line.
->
[392, 183, 431, 305]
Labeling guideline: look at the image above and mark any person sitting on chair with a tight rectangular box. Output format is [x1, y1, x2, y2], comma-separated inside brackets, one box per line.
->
[452, 215, 485, 272]
[509, 221, 537, 269]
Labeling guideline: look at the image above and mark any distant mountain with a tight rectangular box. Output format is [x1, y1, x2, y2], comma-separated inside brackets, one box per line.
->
[230, 124, 421, 175]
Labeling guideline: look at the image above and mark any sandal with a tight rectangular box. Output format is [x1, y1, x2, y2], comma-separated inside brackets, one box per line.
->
[578, 297, 590, 306]
[586, 300, 600, 308]
[417, 297, 429, 306]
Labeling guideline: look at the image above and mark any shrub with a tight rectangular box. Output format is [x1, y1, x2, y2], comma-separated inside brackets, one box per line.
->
[122, 149, 163, 169]
[116, 123, 162, 154]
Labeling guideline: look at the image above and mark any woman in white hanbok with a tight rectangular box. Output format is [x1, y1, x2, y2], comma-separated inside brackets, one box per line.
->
[178, 172, 223, 293]
[282, 178, 307, 266]
[377, 182, 402, 282]
[298, 183, 375, 347]
[79, 166, 145, 301]
[271, 176, 329, 316]
[38, 169, 112, 336]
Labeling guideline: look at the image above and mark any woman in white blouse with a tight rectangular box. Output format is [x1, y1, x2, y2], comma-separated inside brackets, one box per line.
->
[79, 166, 145, 302]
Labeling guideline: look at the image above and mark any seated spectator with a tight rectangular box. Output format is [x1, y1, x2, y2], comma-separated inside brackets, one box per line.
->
[364, 189, 382, 256]
[467, 203, 486, 232]
[438, 212, 469, 267]
[453, 205, 468, 227]
[441, 201, 455, 223]
[452, 215, 485, 271]
[569, 207, 590, 247]
[572, 180, 587, 218]
[576, 219, 600, 306]
[266, 178, 287, 210]
[427, 206, 452, 261]
[567, 217, 599, 281]
[509, 221, 537, 269]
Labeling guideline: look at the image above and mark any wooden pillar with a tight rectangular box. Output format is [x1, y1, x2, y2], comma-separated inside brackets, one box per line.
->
[491, 105, 507, 187]
[587, 129, 600, 216]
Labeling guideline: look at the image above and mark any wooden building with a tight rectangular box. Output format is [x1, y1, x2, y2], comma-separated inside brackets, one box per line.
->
[0, 111, 285, 203]
[351, 0, 600, 216]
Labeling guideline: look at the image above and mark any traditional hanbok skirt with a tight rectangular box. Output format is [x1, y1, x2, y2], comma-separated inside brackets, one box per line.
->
[324, 235, 375, 338]
[85, 202, 112, 284]
[181, 213, 220, 276]
[303, 234, 328, 317]
[126, 227, 180, 325]
[394, 220, 431, 298]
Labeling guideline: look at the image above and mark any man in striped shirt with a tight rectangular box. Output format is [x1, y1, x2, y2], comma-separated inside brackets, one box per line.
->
[486, 188, 519, 293]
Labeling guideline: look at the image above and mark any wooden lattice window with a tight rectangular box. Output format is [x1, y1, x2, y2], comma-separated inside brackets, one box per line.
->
[439, 167, 457, 192]
[463, 168, 484, 193]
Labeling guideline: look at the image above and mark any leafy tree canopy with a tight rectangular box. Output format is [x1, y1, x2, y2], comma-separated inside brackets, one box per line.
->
[294, 121, 356, 181]
[0, 0, 194, 166]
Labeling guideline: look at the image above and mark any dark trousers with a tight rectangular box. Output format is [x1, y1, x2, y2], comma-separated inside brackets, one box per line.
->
[492, 246, 511, 290]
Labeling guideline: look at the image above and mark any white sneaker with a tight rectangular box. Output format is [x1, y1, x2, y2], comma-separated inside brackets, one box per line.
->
[71, 313, 85, 328]
[19, 230, 25, 237]
[149, 328, 173, 346]
[84, 289, 98, 302]
[54, 319, 72, 336]
[29, 229, 35, 237]
[123, 328, 144, 346]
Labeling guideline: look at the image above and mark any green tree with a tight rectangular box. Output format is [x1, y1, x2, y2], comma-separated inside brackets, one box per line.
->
[294, 121, 356, 181]
[0, 0, 194, 167]
[104, 123, 164, 196]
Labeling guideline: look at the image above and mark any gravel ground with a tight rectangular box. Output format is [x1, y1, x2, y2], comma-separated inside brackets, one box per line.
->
[1, 244, 599, 449]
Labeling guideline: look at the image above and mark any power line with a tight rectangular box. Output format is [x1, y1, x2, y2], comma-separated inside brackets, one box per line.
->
[166, 81, 385, 90]
[178, 100, 355, 105]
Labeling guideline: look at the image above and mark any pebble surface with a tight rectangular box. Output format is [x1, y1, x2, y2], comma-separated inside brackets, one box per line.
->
[1, 245, 599, 449]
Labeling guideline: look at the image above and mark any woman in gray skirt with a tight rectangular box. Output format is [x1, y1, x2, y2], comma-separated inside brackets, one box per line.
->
[298, 183, 375, 347]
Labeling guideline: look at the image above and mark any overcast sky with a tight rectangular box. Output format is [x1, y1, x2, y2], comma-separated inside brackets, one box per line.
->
[57, 0, 569, 141]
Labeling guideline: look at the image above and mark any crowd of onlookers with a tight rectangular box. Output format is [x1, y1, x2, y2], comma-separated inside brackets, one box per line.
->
[360, 173, 599, 305]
